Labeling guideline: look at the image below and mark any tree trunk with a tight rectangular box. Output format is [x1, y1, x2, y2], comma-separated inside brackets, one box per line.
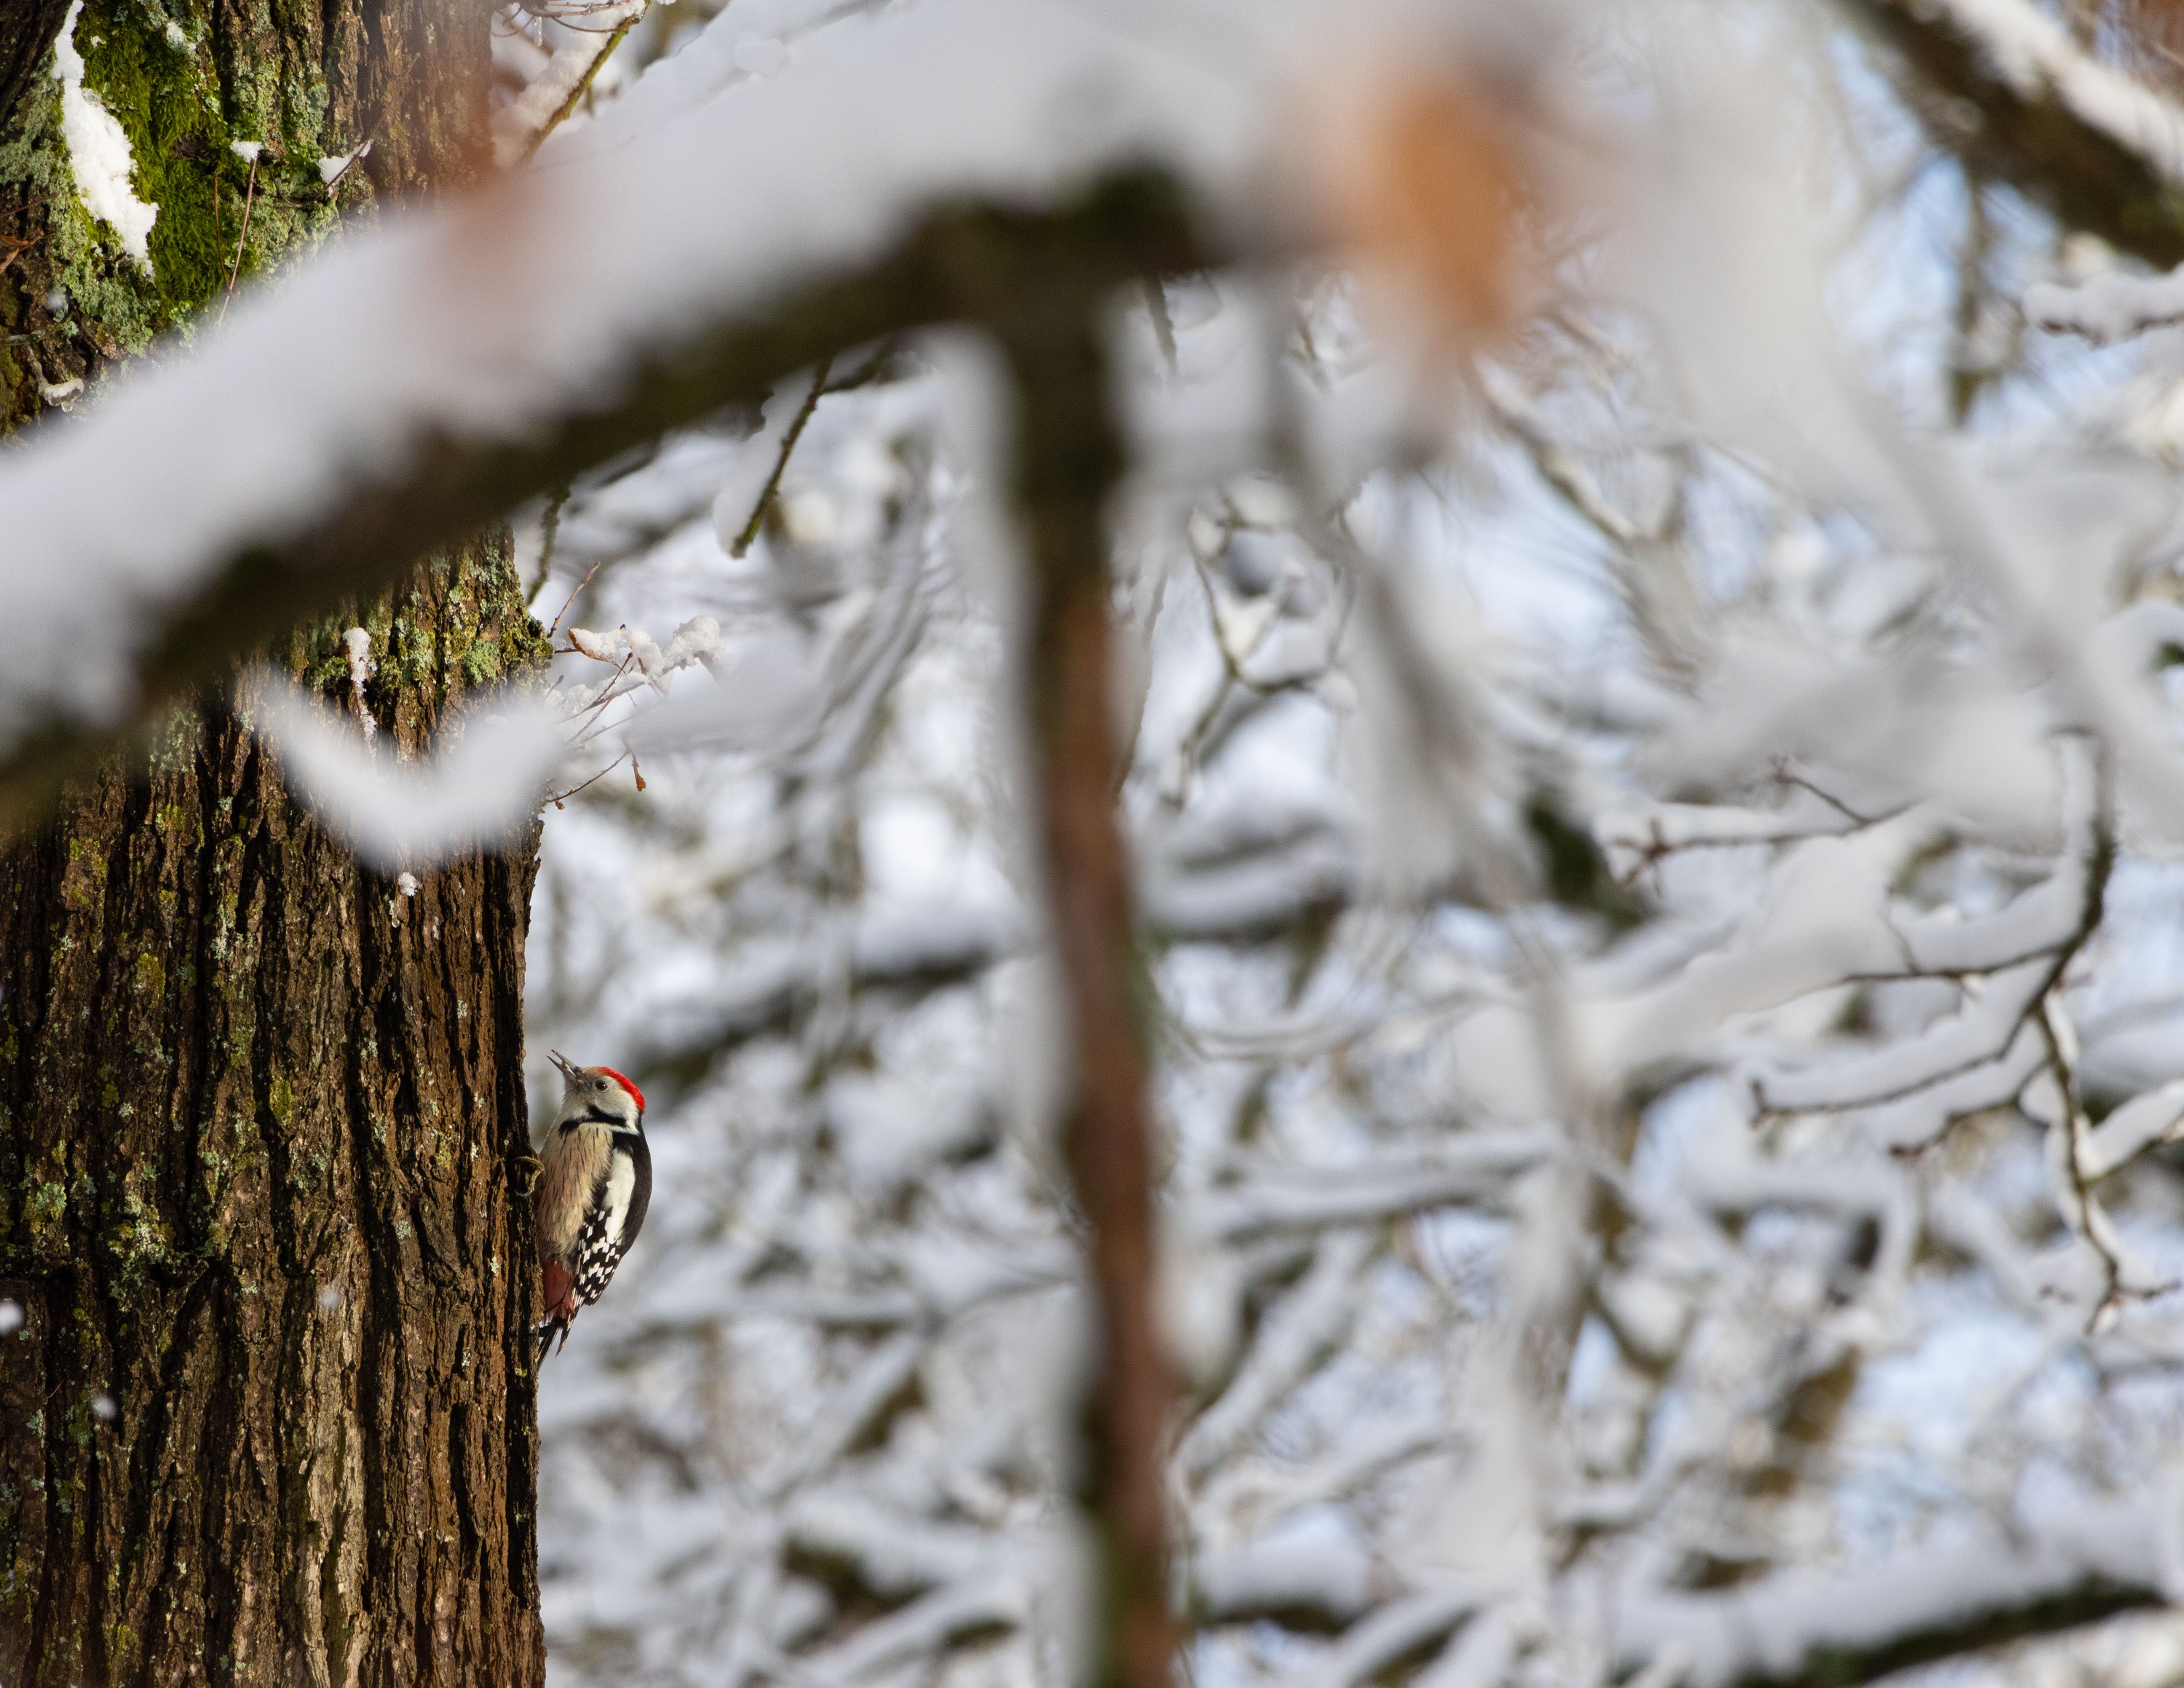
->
[0, 5, 548, 1687]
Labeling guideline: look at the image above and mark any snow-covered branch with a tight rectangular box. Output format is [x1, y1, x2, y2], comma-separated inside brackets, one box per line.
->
[1613, 1495, 2168, 1688]
[0, 0, 1230, 821]
[2027, 264, 2184, 343]
[499, 6, 2184, 1685]
[1845, 0, 2184, 267]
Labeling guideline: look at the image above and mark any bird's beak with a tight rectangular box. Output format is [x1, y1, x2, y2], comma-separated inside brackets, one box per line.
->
[547, 1049, 575, 1080]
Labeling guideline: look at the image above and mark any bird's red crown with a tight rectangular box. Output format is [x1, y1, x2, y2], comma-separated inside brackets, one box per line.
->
[596, 1066, 644, 1113]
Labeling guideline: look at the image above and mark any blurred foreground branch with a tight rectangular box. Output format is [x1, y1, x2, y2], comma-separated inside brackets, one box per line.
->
[0, 170, 1204, 827]
[1002, 302, 1174, 1688]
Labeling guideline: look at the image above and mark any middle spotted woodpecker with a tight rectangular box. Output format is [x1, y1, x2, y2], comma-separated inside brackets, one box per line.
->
[534, 1049, 652, 1360]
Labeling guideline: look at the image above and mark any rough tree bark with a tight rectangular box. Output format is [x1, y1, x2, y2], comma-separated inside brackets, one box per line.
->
[0, 4, 549, 1687]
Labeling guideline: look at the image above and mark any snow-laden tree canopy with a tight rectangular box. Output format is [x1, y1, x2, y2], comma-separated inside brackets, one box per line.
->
[25, 0, 2184, 1683]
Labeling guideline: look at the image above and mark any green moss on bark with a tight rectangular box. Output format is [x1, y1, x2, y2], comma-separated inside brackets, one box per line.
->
[0, 0, 363, 351]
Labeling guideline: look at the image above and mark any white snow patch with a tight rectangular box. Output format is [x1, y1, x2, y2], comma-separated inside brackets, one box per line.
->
[318, 140, 371, 186]
[256, 681, 564, 869]
[0, 1300, 20, 1335]
[732, 36, 788, 76]
[229, 140, 262, 163]
[2027, 266, 2184, 342]
[567, 615, 721, 695]
[2083, 1076, 2184, 1178]
[341, 626, 376, 741]
[162, 20, 185, 47]
[50, 0, 158, 272]
[396, 871, 420, 897]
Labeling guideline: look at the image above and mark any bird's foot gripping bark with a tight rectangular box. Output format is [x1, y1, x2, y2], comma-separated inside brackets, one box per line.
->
[513, 1152, 544, 1196]
[537, 1315, 572, 1362]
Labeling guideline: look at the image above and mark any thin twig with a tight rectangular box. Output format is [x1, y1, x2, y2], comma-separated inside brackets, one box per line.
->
[510, 0, 641, 25]
[543, 752, 629, 808]
[517, 6, 646, 166]
[2033, 989, 2171, 1332]
[1142, 277, 1179, 376]
[220, 153, 259, 320]
[1774, 766, 1878, 827]
[0, 191, 50, 285]
[550, 557, 607, 636]
[732, 355, 834, 558]
[0, 229, 39, 277]
[321, 140, 373, 194]
[531, 484, 571, 599]
[565, 655, 643, 752]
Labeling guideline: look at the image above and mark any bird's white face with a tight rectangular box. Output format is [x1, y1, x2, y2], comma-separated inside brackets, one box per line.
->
[549, 1050, 644, 1132]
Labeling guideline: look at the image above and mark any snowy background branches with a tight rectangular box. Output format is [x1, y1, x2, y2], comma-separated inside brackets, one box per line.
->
[28, 0, 2184, 1683]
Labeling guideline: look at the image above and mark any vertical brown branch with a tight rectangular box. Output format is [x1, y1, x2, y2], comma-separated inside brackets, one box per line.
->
[1001, 317, 1174, 1688]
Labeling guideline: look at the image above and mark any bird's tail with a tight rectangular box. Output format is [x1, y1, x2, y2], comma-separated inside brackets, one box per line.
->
[539, 1255, 579, 1363]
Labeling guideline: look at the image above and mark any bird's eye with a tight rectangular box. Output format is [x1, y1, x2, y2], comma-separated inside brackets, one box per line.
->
[594, 1078, 606, 1089]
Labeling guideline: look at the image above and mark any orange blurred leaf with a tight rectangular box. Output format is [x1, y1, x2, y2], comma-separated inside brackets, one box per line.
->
[1306, 64, 1535, 355]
